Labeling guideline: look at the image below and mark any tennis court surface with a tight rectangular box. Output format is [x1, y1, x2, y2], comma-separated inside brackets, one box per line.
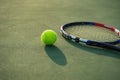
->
[0, 0, 120, 80]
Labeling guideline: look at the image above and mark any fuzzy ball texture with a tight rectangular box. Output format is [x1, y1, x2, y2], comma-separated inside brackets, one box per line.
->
[41, 30, 57, 45]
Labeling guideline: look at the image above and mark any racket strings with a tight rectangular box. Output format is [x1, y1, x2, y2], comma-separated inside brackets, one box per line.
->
[65, 25, 119, 42]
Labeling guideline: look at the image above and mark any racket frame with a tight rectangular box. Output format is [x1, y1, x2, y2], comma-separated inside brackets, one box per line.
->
[60, 22, 120, 52]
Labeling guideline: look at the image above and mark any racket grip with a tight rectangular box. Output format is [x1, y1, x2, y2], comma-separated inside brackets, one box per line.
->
[86, 40, 120, 52]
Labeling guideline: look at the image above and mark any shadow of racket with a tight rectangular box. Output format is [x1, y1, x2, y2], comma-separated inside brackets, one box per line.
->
[65, 39, 120, 59]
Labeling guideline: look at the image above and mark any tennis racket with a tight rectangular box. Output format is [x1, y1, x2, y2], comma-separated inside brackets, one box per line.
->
[60, 22, 120, 52]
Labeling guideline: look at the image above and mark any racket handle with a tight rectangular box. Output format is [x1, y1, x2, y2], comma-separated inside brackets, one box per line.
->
[86, 40, 120, 52]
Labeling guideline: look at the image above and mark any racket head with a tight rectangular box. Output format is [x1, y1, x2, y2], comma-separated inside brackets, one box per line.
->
[60, 22, 120, 44]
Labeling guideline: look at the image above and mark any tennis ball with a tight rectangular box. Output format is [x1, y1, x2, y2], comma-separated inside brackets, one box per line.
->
[41, 30, 57, 45]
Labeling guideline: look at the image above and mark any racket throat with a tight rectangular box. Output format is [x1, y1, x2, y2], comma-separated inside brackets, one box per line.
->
[86, 40, 120, 52]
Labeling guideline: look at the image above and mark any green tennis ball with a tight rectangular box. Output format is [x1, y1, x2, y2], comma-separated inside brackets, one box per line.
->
[41, 30, 57, 45]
